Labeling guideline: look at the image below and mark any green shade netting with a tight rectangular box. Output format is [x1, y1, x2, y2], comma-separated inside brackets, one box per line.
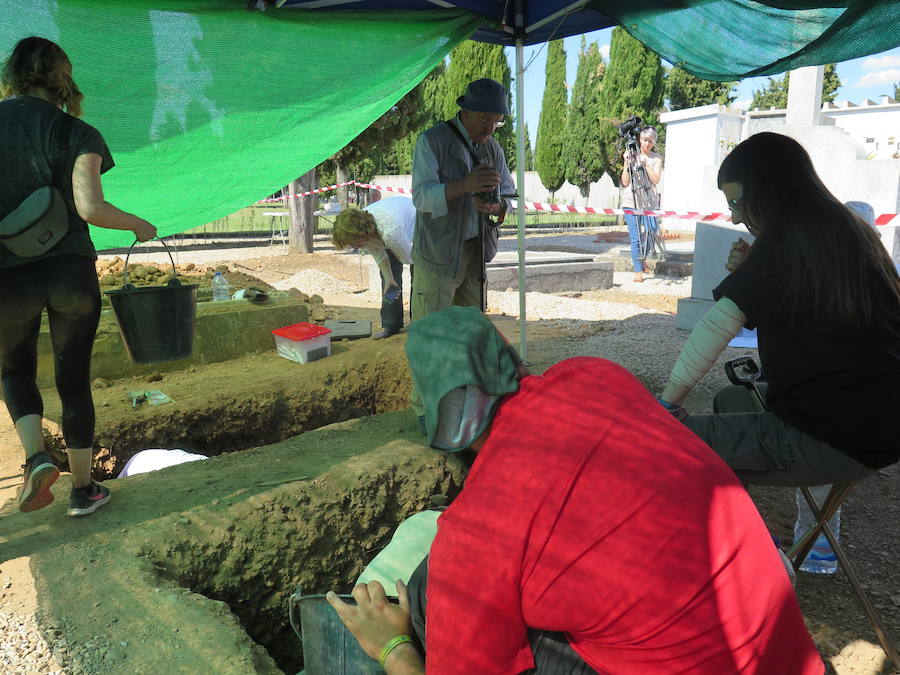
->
[0, 1, 481, 249]
[605, 0, 900, 81]
[3, 1, 898, 250]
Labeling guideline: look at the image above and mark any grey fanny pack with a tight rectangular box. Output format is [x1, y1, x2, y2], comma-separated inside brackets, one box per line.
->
[0, 114, 74, 257]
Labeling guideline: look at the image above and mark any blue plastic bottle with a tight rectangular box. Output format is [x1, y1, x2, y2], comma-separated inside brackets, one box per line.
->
[793, 485, 840, 574]
[211, 271, 231, 301]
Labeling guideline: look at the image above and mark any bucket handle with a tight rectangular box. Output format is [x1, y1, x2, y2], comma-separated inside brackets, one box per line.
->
[121, 237, 181, 287]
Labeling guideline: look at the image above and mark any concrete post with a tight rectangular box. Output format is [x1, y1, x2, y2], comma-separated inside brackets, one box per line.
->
[786, 65, 824, 127]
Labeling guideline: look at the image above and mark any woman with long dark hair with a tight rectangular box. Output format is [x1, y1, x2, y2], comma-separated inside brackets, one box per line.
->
[1, 37, 156, 516]
[659, 132, 900, 485]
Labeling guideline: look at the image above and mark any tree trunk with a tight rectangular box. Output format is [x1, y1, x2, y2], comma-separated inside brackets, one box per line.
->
[335, 162, 350, 208]
[285, 167, 317, 254]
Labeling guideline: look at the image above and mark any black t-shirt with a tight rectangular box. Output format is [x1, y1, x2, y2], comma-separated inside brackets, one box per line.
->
[0, 95, 114, 269]
[714, 235, 900, 468]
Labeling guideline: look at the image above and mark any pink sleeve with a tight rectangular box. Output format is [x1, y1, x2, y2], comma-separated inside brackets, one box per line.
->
[424, 522, 535, 675]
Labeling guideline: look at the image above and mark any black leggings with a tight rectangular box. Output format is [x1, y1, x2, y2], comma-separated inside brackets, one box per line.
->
[0, 255, 100, 448]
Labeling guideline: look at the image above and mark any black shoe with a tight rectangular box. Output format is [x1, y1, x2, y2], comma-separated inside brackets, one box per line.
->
[19, 452, 60, 513]
[373, 327, 399, 340]
[68, 482, 111, 517]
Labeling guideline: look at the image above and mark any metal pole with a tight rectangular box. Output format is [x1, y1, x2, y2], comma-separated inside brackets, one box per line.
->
[515, 37, 528, 361]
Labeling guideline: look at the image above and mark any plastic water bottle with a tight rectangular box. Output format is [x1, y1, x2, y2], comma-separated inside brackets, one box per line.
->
[793, 485, 840, 574]
[211, 271, 231, 301]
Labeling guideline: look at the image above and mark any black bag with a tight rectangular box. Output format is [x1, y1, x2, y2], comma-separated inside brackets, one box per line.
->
[0, 114, 74, 257]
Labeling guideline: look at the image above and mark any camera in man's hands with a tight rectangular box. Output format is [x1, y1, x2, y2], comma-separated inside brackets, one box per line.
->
[480, 186, 501, 204]
[618, 115, 643, 154]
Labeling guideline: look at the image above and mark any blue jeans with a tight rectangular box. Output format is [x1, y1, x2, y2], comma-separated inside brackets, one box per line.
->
[624, 213, 658, 273]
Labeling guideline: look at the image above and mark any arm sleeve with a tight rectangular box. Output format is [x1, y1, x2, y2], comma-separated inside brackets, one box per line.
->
[664, 297, 746, 402]
[411, 133, 448, 217]
[425, 523, 534, 675]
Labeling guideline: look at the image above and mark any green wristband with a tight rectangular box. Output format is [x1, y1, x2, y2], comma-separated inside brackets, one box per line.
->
[379, 634, 413, 668]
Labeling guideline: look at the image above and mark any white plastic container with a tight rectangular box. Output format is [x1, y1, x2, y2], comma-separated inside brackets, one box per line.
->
[272, 323, 332, 364]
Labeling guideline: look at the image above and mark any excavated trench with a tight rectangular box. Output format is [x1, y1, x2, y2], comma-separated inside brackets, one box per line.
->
[133, 439, 465, 673]
[32, 334, 456, 671]
[44, 339, 414, 480]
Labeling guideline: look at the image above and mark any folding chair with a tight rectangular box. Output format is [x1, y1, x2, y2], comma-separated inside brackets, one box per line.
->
[724, 357, 900, 670]
[789, 482, 900, 670]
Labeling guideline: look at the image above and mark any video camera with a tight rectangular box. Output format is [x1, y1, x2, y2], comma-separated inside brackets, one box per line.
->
[618, 115, 643, 154]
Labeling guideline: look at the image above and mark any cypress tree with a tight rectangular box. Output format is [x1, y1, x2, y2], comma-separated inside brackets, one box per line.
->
[666, 66, 736, 110]
[597, 27, 664, 188]
[523, 122, 535, 171]
[444, 41, 515, 166]
[564, 36, 605, 197]
[535, 39, 568, 196]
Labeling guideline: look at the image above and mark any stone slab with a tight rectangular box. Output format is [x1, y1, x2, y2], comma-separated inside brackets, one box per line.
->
[487, 260, 614, 293]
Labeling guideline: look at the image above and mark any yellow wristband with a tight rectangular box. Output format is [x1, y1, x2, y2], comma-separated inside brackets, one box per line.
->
[379, 634, 413, 668]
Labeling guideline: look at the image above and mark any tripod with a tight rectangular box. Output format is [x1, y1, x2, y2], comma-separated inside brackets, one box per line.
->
[625, 140, 666, 262]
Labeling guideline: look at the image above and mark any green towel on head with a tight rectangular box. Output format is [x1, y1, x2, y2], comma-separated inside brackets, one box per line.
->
[406, 306, 520, 449]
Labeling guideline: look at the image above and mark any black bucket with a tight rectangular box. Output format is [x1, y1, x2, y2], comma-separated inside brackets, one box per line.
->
[105, 239, 198, 364]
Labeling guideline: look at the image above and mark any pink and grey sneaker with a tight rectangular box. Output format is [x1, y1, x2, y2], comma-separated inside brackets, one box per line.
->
[19, 452, 60, 513]
[67, 482, 111, 517]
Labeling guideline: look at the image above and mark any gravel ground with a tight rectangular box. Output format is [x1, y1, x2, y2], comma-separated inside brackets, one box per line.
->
[0, 610, 65, 674]
[271, 269, 355, 295]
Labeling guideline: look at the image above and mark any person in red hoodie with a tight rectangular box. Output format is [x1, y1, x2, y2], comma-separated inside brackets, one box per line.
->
[329, 306, 824, 675]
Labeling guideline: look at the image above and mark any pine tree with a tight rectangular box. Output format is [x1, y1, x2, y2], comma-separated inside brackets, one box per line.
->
[564, 36, 605, 197]
[387, 61, 450, 175]
[822, 63, 841, 103]
[596, 27, 664, 188]
[328, 84, 424, 203]
[751, 64, 841, 109]
[535, 39, 568, 196]
[444, 41, 515, 167]
[751, 75, 789, 109]
[666, 66, 736, 110]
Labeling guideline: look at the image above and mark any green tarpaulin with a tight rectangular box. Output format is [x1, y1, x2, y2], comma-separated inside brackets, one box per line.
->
[0, 1, 481, 248]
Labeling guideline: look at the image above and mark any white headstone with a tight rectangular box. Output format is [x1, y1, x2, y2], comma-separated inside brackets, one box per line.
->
[786, 65, 824, 127]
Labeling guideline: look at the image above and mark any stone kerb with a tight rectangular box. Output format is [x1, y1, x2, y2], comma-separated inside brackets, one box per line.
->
[36, 296, 310, 387]
[364, 254, 614, 300]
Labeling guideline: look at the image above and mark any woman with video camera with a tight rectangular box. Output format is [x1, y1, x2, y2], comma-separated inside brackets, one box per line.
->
[657, 132, 900, 486]
[0, 37, 156, 517]
[620, 126, 662, 282]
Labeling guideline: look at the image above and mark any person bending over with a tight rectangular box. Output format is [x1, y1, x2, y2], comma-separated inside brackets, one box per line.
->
[1, 37, 156, 517]
[658, 132, 900, 486]
[332, 196, 415, 339]
[328, 306, 823, 674]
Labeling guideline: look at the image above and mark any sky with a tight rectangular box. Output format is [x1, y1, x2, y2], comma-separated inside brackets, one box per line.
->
[505, 29, 900, 146]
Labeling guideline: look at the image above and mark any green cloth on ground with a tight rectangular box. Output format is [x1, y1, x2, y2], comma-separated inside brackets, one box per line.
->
[405, 306, 519, 448]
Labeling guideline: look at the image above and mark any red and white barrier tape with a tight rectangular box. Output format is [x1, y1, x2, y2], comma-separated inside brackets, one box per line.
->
[257, 182, 357, 203]
[256, 181, 899, 225]
[350, 181, 412, 195]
